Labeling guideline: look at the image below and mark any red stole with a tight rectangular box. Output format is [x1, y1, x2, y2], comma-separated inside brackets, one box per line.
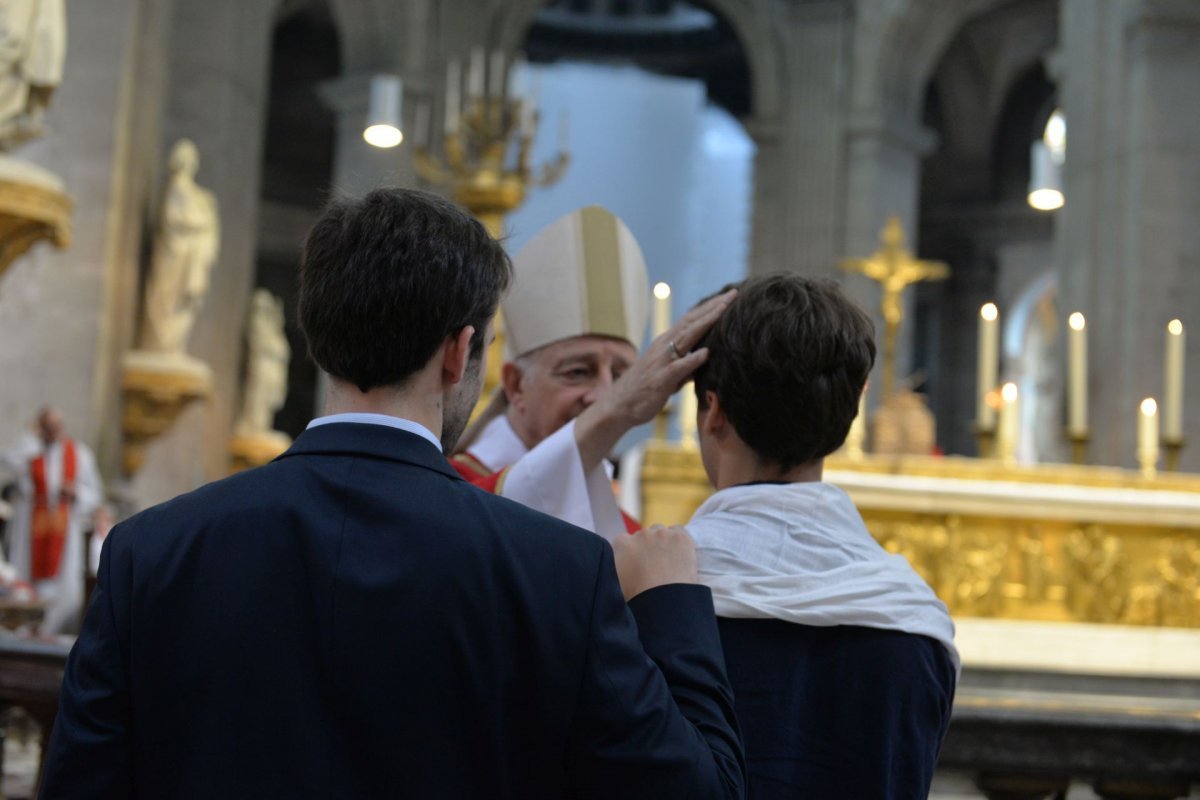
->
[450, 452, 641, 534]
[30, 438, 76, 580]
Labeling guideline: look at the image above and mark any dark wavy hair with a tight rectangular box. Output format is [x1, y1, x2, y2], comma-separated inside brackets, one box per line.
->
[692, 273, 876, 470]
[298, 188, 511, 392]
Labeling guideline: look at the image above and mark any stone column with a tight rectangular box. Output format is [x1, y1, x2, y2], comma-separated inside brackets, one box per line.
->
[129, 0, 277, 507]
[0, 0, 170, 484]
[1056, 0, 1200, 470]
[746, 1, 851, 278]
[841, 111, 938, 408]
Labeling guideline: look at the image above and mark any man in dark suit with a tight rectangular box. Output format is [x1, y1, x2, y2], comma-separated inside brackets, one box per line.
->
[39, 188, 744, 799]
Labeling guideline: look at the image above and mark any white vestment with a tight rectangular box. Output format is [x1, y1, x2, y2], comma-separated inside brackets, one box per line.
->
[466, 415, 626, 542]
[690, 481, 960, 676]
[1, 434, 102, 634]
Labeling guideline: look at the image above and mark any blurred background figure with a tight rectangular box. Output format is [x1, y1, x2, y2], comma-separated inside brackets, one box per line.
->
[1, 407, 102, 634]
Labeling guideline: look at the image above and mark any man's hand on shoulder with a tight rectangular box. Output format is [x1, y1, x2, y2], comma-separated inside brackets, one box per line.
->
[612, 525, 698, 601]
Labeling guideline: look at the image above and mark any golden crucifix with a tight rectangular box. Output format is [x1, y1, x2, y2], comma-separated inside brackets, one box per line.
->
[840, 217, 949, 399]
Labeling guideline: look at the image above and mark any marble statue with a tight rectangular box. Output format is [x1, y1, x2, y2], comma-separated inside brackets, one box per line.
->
[236, 289, 290, 436]
[0, 0, 66, 150]
[141, 139, 220, 356]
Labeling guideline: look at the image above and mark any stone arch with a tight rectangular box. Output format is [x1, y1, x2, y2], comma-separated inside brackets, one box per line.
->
[327, 0, 406, 72]
[858, 0, 1019, 126]
[486, 0, 783, 121]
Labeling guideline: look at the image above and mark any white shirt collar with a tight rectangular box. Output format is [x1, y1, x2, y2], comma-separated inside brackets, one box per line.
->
[466, 414, 529, 471]
[306, 412, 442, 452]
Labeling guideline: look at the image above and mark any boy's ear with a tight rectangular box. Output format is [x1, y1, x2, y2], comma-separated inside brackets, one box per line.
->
[700, 390, 726, 436]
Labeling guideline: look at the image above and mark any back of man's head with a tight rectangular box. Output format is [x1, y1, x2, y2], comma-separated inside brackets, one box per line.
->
[693, 274, 876, 471]
[298, 188, 511, 393]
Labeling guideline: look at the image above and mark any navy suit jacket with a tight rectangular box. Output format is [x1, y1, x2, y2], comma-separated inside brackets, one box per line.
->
[41, 423, 744, 799]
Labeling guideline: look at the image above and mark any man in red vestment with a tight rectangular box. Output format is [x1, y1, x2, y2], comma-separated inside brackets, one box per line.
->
[2, 407, 102, 633]
[452, 207, 732, 540]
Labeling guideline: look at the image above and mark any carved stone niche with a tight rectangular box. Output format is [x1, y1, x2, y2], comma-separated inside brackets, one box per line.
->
[0, 156, 72, 282]
[120, 351, 212, 475]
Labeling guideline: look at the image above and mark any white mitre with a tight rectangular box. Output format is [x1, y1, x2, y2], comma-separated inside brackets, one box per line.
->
[504, 206, 650, 357]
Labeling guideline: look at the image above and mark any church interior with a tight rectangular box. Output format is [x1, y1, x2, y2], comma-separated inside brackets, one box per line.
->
[1, 0, 1199, 797]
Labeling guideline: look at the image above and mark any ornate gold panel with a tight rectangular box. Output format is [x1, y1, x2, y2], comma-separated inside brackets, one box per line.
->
[639, 442, 1200, 629]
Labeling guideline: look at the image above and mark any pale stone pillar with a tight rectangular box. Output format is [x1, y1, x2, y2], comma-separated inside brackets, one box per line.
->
[0, 0, 170, 484]
[130, 0, 277, 507]
[841, 112, 938, 408]
[744, 117, 784, 275]
[1056, 0, 1200, 470]
[746, 2, 851, 279]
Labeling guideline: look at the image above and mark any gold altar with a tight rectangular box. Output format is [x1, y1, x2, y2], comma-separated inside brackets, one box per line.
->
[639, 443, 1200, 630]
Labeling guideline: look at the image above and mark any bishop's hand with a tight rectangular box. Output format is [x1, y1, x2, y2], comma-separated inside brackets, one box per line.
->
[574, 288, 736, 472]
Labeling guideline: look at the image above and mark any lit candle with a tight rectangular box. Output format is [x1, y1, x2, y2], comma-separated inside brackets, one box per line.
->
[845, 388, 867, 459]
[679, 384, 698, 449]
[653, 282, 671, 339]
[468, 47, 485, 99]
[998, 382, 1020, 462]
[520, 100, 536, 138]
[444, 59, 461, 134]
[508, 53, 528, 98]
[1138, 397, 1159, 473]
[1164, 319, 1185, 440]
[1067, 312, 1088, 434]
[977, 303, 999, 429]
[489, 50, 505, 99]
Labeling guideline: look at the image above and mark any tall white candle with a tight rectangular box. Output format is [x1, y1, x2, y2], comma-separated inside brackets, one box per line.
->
[489, 50, 506, 99]
[468, 47, 485, 99]
[508, 53, 528, 99]
[653, 282, 672, 339]
[998, 382, 1020, 462]
[1164, 319, 1185, 440]
[679, 384, 698, 449]
[845, 388, 867, 459]
[1067, 312, 1088, 434]
[977, 303, 999, 429]
[1139, 397, 1159, 472]
[444, 59, 461, 134]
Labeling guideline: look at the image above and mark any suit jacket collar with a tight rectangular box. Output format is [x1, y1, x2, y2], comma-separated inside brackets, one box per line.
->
[276, 422, 462, 481]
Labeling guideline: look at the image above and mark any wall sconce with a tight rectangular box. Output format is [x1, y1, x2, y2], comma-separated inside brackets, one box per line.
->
[363, 74, 403, 148]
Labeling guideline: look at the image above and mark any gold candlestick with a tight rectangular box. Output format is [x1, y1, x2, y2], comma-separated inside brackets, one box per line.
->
[1065, 428, 1090, 466]
[415, 95, 568, 238]
[416, 58, 569, 416]
[1163, 436, 1185, 473]
[974, 424, 996, 460]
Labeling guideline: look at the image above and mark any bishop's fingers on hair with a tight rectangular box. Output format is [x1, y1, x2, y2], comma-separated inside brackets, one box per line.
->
[666, 347, 709, 385]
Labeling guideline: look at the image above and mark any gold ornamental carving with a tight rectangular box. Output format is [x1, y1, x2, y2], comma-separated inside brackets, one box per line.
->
[120, 355, 212, 475]
[639, 441, 1200, 630]
[416, 55, 569, 416]
[0, 172, 71, 282]
[228, 432, 290, 473]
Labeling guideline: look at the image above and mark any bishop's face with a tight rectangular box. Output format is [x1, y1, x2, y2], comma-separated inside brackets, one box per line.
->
[505, 335, 637, 449]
